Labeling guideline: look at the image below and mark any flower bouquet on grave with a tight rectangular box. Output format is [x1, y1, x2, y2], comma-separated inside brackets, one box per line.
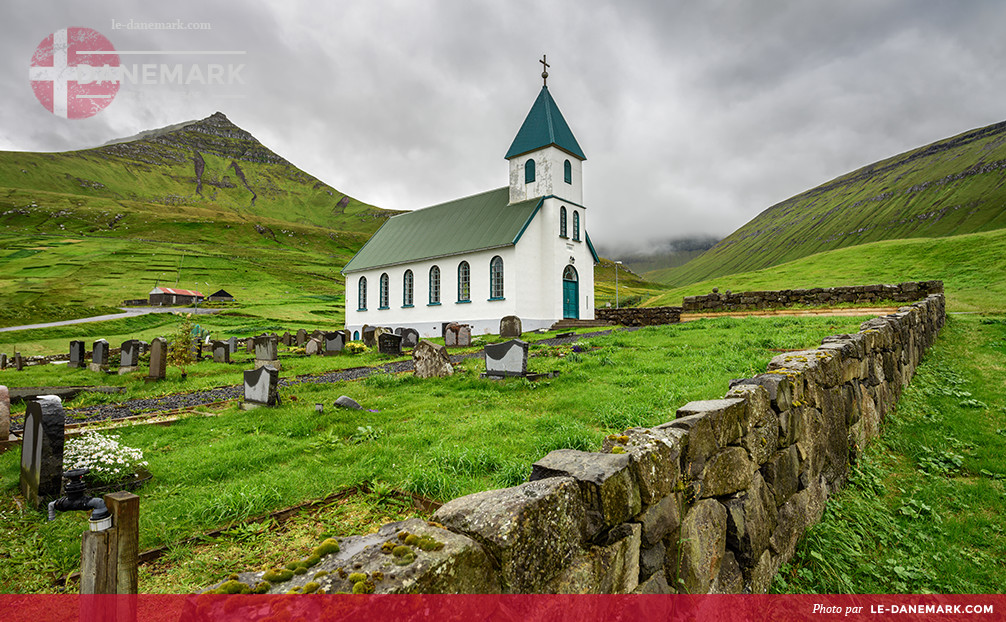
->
[63, 430, 151, 493]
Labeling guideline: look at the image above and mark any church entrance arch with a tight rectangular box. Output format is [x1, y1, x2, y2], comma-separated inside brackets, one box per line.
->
[562, 265, 579, 319]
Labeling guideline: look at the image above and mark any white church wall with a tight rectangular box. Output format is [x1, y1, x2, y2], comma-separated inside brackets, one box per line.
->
[508, 146, 583, 205]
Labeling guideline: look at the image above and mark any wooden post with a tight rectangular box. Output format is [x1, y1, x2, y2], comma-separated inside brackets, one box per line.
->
[80, 527, 117, 594]
[105, 492, 140, 595]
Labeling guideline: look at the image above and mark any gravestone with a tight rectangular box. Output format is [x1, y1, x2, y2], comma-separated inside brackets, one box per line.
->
[119, 339, 141, 374]
[362, 327, 377, 348]
[242, 366, 280, 409]
[0, 353, 6, 370]
[15, 352, 24, 371]
[147, 337, 167, 381]
[445, 324, 472, 348]
[441, 322, 451, 339]
[394, 327, 403, 335]
[254, 334, 281, 370]
[296, 329, 308, 346]
[0, 385, 9, 440]
[282, 332, 293, 346]
[323, 332, 345, 355]
[311, 329, 325, 340]
[500, 315, 522, 339]
[305, 338, 322, 356]
[246, 338, 254, 354]
[227, 336, 237, 355]
[484, 339, 529, 377]
[212, 341, 230, 364]
[400, 328, 420, 349]
[69, 341, 86, 368]
[378, 332, 403, 356]
[139, 340, 149, 354]
[334, 395, 362, 410]
[413, 340, 454, 378]
[19, 396, 64, 509]
[89, 340, 109, 372]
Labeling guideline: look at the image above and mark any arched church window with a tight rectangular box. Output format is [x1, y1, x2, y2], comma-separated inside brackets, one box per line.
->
[429, 265, 441, 304]
[379, 273, 389, 309]
[525, 159, 535, 183]
[403, 270, 414, 307]
[458, 261, 470, 302]
[489, 256, 504, 300]
[573, 211, 580, 241]
[564, 159, 572, 184]
[357, 276, 367, 311]
[353, 330, 359, 341]
[560, 206, 567, 238]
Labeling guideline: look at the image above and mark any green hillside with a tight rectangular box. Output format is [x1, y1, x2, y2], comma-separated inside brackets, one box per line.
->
[653, 120, 1006, 287]
[643, 227, 1006, 313]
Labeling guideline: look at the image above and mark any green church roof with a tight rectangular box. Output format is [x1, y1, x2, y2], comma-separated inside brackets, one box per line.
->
[342, 188, 542, 274]
[505, 86, 586, 161]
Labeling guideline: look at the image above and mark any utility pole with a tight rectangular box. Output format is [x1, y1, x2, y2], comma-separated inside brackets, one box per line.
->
[615, 261, 622, 309]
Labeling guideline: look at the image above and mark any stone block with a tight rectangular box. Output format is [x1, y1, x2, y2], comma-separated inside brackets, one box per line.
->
[677, 499, 727, 594]
[711, 551, 743, 594]
[723, 472, 778, 566]
[675, 398, 746, 446]
[699, 446, 756, 498]
[433, 477, 588, 593]
[530, 449, 641, 532]
[658, 414, 717, 479]
[726, 384, 778, 465]
[633, 569, 670, 594]
[607, 427, 682, 506]
[769, 476, 826, 562]
[546, 523, 641, 594]
[761, 445, 800, 507]
[636, 491, 682, 548]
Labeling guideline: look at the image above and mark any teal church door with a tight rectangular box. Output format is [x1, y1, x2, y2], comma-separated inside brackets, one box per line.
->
[562, 265, 579, 319]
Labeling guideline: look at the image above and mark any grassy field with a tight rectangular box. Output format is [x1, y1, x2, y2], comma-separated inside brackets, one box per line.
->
[773, 314, 1006, 593]
[643, 227, 1006, 313]
[0, 315, 869, 593]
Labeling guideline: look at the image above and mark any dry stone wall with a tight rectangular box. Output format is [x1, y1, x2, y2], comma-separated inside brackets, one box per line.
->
[213, 294, 945, 595]
[683, 280, 943, 313]
[596, 306, 682, 326]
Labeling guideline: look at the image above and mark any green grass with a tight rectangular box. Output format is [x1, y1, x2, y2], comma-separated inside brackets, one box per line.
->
[650, 120, 1006, 288]
[0, 315, 869, 593]
[643, 227, 1006, 313]
[772, 314, 1006, 593]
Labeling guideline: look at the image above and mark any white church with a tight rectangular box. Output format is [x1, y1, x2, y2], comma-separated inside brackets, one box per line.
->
[342, 69, 598, 339]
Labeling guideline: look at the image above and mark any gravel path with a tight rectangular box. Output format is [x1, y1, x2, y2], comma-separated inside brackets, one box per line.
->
[0, 306, 220, 334]
[10, 328, 634, 431]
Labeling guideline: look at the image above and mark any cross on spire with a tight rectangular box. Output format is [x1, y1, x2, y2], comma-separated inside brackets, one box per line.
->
[540, 54, 550, 87]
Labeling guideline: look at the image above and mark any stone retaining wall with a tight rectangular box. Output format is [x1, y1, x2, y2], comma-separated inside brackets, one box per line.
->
[215, 294, 945, 595]
[682, 280, 943, 313]
[596, 306, 682, 326]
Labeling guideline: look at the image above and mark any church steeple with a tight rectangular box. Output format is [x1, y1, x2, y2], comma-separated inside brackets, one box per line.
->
[505, 85, 586, 161]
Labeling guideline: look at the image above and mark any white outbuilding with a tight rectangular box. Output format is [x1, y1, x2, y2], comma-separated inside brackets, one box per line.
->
[342, 80, 598, 338]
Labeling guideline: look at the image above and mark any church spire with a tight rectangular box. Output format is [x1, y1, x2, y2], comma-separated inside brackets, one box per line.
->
[504, 82, 585, 161]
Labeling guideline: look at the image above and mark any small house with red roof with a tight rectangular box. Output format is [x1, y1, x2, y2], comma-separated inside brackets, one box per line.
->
[149, 287, 204, 306]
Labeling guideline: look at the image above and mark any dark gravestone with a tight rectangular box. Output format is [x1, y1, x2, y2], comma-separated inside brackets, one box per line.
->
[413, 340, 454, 378]
[282, 332, 293, 346]
[212, 341, 230, 364]
[441, 322, 452, 339]
[311, 329, 325, 340]
[0, 353, 6, 370]
[362, 327, 377, 348]
[296, 329, 308, 346]
[378, 333, 403, 356]
[90, 339, 108, 371]
[19, 396, 64, 509]
[227, 336, 237, 355]
[147, 337, 167, 381]
[69, 341, 86, 368]
[139, 340, 149, 354]
[323, 332, 345, 355]
[394, 327, 403, 335]
[484, 339, 529, 377]
[305, 338, 322, 356]
[242, 366, 279, 409]
[334, 395, 363, 410]
[500, 315, 523, 339]
[0, 385, 9, 440]
[119, 339, 140, 373]
[15, 352, 24, 371]
[400, 328, 420, 349]
[254, 335, 280, 370]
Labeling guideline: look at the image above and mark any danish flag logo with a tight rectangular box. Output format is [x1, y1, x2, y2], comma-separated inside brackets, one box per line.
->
[29, 27, 120, 119]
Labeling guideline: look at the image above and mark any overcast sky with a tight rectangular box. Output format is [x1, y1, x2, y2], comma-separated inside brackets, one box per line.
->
[3, 1, 1006, 254]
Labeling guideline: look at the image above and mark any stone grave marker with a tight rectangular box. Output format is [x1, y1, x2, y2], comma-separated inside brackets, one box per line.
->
[69, 341, 86, 368]
[296, 329, 308, 346]
[305, 338, 322, 355]
[147, 337, 168, 381]
[19, 395, 64, 509]
[0, 385, 9, 440]
[282, 332, 293, 346]
[413, 340, 454, 378]
[254, 334, 281, 370]
[311, 329, 325, 340]
[362, 327, 377, 348]
[445, 324, 472, 348]
[484, 339, 529, 377]
[89, 340, 109, 372]
[0, 353, 6, 370]
[378, 332, 403, 356]
[246, 338, 254, 354]
[139, 340, 149, 354]
[394, 327, 403, 335]
[441, 322, 451, 339]
[334, 395, 362, 410]
[323, 332, 345, 356]
[242, 366, 279, 409]
[14, 352, 24, 371]
[119, 339, 141, 374]
[212, 340, 231, 364]
[500, 315, 522, 339]
[227, 336, 237, 355]
[400, 328, 420, 349]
